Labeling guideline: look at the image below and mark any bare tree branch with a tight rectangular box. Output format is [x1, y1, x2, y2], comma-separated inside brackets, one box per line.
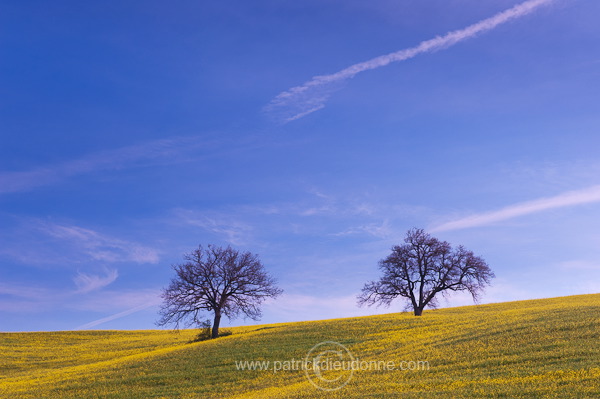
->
[157, 245, 282, 338]
[358, 228, 494, 316]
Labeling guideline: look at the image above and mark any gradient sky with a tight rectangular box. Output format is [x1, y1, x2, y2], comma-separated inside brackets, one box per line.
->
[2, 0, 600, 332]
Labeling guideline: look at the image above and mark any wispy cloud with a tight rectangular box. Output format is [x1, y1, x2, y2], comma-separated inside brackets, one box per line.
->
[39, 222, 160, 264]
[431, 184, 600, 232]
[333, 220, 393, 239]
[0, 279, 84, 313]
[73, 288, 162, 329]
[265, 0, 556, 122]
[73, 268, 119, 294]
[175, 209, 253, 246]
[75, 301, 159, 330]
[0, 282, 56, 301]
[0, 136, 212, 195]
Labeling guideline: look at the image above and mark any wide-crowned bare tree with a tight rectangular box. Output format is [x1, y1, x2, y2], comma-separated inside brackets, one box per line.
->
[158, 245, 282, 338]
[358, 228, 494, 316]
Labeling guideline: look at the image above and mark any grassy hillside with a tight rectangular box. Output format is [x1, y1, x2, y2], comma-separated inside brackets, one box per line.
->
[1, 293, 599, 398]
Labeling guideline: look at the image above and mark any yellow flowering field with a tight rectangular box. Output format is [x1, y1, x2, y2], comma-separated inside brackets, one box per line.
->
[1, 293, 599, 398]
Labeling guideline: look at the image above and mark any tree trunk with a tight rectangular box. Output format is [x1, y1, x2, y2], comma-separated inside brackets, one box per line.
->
[212, 312, 221, 338]
[413, 307, 423, 316]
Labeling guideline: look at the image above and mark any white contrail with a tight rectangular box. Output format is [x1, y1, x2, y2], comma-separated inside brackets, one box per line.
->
[75, 301, 160, 330]
[265, 0, 556, 122]
[431, 185, 600, 232]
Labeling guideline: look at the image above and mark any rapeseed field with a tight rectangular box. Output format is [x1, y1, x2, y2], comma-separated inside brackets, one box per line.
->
[1, 293, 598, 398]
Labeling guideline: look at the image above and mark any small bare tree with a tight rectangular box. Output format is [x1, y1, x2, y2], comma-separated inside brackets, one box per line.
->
[158, 245, 282, 338]
[358, 228, 494, 316]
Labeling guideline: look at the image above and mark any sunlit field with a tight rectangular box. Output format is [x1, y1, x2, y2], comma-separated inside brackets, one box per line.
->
[1, 293, 599, 398]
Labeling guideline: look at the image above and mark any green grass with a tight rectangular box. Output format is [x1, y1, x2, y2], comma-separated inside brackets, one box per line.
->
[1, 293, 599, 398]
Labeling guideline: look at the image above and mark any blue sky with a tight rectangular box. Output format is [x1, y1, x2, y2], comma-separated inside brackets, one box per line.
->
[1, 0, 600, 332]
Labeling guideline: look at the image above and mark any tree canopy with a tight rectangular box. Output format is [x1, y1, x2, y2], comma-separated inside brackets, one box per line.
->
[158, 245, 282, 338]
[358, 228, 494, 316]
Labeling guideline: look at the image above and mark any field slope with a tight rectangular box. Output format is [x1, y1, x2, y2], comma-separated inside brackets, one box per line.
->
[1, 293, 599, 398]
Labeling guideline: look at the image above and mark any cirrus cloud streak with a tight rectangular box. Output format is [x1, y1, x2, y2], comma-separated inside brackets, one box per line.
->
[265, 0, 556, 122]
[431, 184, 600, 232]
